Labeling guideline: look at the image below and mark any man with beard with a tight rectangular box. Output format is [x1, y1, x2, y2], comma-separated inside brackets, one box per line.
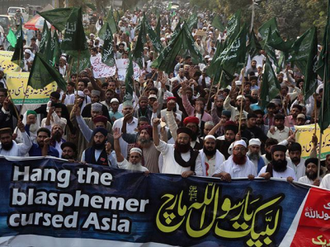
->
[224, 95, 248, 121]
[81, 127, 116, 167]
[258, 145, 296, 181]
[0, 120, 32, 156]
[183, 116, 203, 150]
[199, 135, 225, 177]
[209, 110, 231, 137]
[113, 128, 148, 172]
[153, 118, 203, 177]
[29, 128, 60, 157]
[287, 142, 306, 180]
[49, 124, 66, 157]
[61, 142, 77, 161]
[298, 158, 322, 186]
[136, 125, 160, 173]
[81, 90, 110, 121]
[113, 101, 138, 159]
[134, 96, 153, 121]
[213, 140, 256, 181]
[248, 138, 265, 173]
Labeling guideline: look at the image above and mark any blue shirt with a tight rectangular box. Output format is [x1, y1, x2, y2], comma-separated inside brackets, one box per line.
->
[29, 143, 60, 157]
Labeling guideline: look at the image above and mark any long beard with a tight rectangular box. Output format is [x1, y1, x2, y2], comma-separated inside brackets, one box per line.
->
[52, 131, 62, 142]
[2, 142, 13, 151]
[203, 146, 216, 156]
[272, 159, 288, 172]
[138, 137, 151, 145]
[93, 140, 106, 150]
[249, 152, 260, 161]
[191, 132, 198, 141]
[306, 170, 317, 180]
[126, 162, 144, 171]
[175, 141, 191, 153]
[233, 155, 247, 165]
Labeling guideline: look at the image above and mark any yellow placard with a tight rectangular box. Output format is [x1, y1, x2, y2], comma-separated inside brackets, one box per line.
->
[6, 72, 57, 105]
[0, 51, 21, 73]
[295, 124, 330, 160]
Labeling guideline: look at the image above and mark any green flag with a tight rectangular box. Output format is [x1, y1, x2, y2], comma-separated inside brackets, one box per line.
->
[225, 10, 241, 46]
[68, 49, 91, 74]
[99, 7, 117, 39]
[125, 54, 134, 98]
[28, 53, 67, 91]
[212, 15, 225, 32]
[145, 19, 163, 53]
[37, 8, 73, 31]
[6, 29, 16, 48]
[220, 24, 248, 78]
[61, 7, 88, 52]
[52, 31, 61, 66]
[316, 0, 330, 133]
[247, 30, 262, 58]
[132, 15, 147, 68]
[187, 13, 198, 30]
[11, 25, 23, 67]
[259, 57, 281, 110]
[102, 23, 115, 67]
[39, 21, 49, 53]
[290, 27, 318, 100]
[207, 41, 224, 78]
[167, 2, 172, 10]
[152, 24, 202, 74]
[155, 16, 161, 38]
[258, 18, 292, 53]
[264, 27, 278, 69]
[43, 28, 53, 65]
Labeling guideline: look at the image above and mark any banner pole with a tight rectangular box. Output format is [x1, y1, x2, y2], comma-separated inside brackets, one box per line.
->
[318, 70, 326, 178]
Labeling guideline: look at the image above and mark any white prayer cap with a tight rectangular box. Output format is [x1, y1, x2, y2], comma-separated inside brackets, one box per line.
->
[235, 80, 242, 86]
[148, 94, 157, 99]
[204, 55, 210, 59]
[90, 33, 95, 37]
[110, 98, 119, 103]
[316, 84, 324, 94]
[77, 91, 85, 98]
[257, 64, 263, 68]
[249, 138, 261, 147]
[204, 135, 216, 141]
[91, 103, 102, 112]
[24, 49, 32, 55]
[233, 140, 247, 148]
[130, 147, 142, 156]
[160, 37, 165, 41]
[60, 56, 67, 61]
[236, 95, 245, 100]
[91, 90, 101, 97]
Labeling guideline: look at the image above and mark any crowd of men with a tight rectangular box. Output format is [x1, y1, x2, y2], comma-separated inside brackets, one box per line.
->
[1, 5, 330, 190]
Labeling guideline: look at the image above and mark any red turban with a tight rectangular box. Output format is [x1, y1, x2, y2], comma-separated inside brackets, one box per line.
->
[183, 116, 199, 126]
[93, 115, 108, 125]
[167, 97, 177, 102]
[139, 125, 153, 137]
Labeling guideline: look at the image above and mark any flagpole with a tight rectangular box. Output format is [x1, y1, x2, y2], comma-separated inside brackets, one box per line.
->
[314, 94, 317, 135]
[206, 70, 224, 111]
[318, 70, 326, 178]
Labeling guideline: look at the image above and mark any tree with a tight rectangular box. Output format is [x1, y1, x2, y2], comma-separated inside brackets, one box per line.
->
[258, 0, 304, 40]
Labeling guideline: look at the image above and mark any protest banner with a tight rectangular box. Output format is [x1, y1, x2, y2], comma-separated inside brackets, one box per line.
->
[295, 124, 330, 160]
[0, 51, 21, 73]
[289, 187, 330, 246]
[0, 157, 314, 246]
[6, 72, 57, 105]
[116, 58, 141, 81]
[90, 55, 116, 78]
